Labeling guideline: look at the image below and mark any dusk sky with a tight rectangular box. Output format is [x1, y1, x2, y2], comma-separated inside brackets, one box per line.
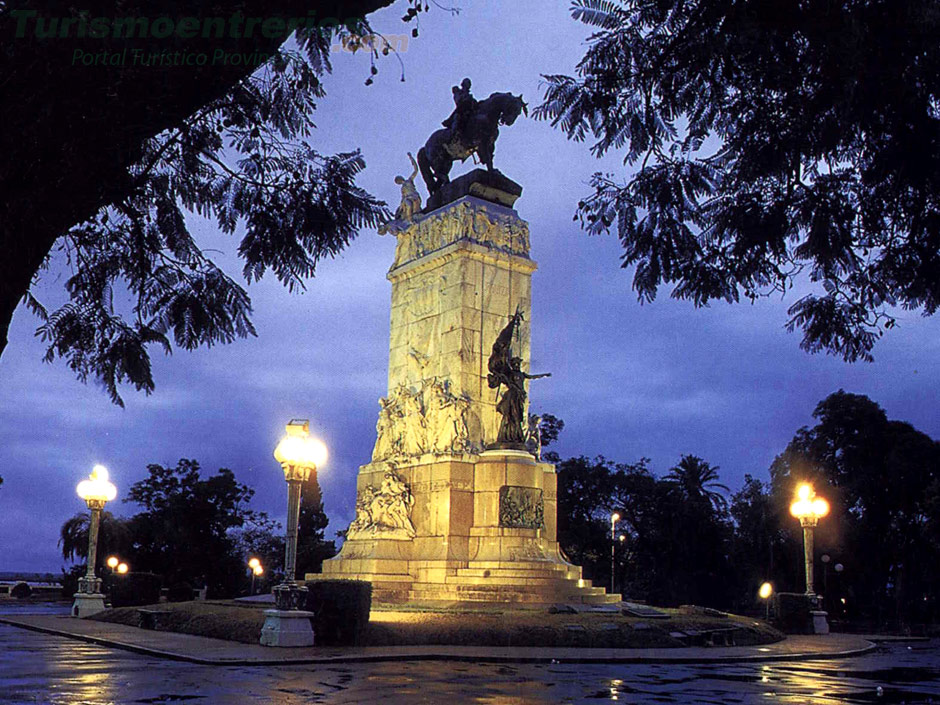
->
[1, 1, 937, 573]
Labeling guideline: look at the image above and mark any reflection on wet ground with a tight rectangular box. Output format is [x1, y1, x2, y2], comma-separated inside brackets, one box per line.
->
[0, 608, 937, 704]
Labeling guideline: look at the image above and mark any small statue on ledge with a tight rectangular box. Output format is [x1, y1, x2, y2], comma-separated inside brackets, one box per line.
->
[379, 152, 422, 235]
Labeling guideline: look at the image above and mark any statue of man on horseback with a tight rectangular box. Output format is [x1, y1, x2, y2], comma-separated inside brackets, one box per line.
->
[417, 78, 527, 198]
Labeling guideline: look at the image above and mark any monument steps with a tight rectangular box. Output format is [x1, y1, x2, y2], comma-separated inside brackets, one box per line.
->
[456, 566, 582, 581]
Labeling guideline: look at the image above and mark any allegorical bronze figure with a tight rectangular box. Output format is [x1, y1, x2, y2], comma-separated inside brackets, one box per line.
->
[487, 310, 550, 448]
[417, 78, 527, 196]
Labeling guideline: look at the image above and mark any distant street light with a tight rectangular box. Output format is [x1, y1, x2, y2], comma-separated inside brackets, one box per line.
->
[261, 419, 326, 647]
[789, 483, 830, 595]
[610, 512, 621, 594]
[116, 562, 128, 574]
[72, 465, 117, 618]
[758, 581, 773, 620]
[249, 558, 264, 595]
[107, 556, 119, 572]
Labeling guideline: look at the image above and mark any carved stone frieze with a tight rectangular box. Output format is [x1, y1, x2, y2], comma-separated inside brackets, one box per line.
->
[389, 199, 530, 270]
[371, 377, 480, 462]
[499, 485, 545, 529]
[346, 470, 417, 541]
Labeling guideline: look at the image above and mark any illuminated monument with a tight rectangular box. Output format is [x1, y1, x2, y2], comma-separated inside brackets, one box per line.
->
[315, 80, 617, 606]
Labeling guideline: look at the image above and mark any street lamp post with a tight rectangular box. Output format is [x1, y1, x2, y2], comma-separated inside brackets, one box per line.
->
[72, 465, 117, 618]
[789, 483, 831, 634]
[610, 513, 620, 594]
[260, 419, 327, 648]
[789, 483, 830, 595]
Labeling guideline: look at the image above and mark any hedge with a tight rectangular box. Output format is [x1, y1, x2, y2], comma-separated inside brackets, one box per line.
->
[304, 579, 372, 646]
[109, 572, 162, 608]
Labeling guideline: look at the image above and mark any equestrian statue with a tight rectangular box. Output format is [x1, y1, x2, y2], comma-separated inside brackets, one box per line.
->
[417, 78, 527, 197]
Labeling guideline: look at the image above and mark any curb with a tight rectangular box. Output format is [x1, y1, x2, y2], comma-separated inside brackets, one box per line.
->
[0, 617, 878, 667]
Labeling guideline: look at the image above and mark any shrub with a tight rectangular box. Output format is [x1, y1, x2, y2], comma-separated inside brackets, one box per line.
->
[110, 572, 162, 608]
[304, 579, 372, 646]
[167, 582, 194, 603]
[10, 582, 31, 599]
[773, 592, 816, 634]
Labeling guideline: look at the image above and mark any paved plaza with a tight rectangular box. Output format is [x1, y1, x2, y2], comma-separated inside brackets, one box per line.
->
[0, 606, 937, 704]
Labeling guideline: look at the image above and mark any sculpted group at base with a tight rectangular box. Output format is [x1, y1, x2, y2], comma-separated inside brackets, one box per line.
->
[316, 79, 617, 606]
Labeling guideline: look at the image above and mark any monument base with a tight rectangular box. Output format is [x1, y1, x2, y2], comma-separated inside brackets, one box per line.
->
[71, 592, 107, 618]
[316, 451, 618, 607]
[259, 610, 315, 647]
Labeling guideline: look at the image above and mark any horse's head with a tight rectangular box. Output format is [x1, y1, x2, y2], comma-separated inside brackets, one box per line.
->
[498, 93, 527, 126]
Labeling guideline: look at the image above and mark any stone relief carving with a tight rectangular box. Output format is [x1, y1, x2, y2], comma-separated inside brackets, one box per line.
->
[346, 469, 417, 541]
[371, 377, 478, 462]
[389, 199, 530, 269]
[499, 486, 545, 529]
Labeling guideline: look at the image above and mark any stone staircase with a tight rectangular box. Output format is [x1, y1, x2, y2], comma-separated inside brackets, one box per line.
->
[404, 560, 621, 606]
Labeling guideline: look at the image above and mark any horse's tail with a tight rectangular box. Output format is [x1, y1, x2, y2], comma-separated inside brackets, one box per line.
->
[417, 146, 435, 194]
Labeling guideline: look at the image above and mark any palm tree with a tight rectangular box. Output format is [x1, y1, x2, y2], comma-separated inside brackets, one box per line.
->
[666, 455, 730, 513]
[59, 511, 132, 572]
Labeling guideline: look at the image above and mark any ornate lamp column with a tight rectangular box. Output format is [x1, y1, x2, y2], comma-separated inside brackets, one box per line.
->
[72, 465, 117, 618]
[789, 483, 831, 634]
[610, 512, 620, 594]
[789, 484, 830, 595]
[260, 419, 327, 648]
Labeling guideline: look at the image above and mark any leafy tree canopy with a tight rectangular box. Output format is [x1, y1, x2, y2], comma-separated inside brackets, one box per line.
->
[770, 390, 940, 622]
[0, 1, 436, 404]
[536, 0, 940, 362]
[125, 459, 263, 594]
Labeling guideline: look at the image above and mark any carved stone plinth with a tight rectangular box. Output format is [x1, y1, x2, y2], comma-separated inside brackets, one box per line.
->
[72, 575, 106, 618]
[72, 593, 106, 618]
[259, 609, 315, 647]
[317, 194, 615, 606]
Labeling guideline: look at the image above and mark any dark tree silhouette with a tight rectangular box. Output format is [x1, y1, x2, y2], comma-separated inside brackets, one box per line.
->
[666, 455, 729, 513]
[0, 1, 430, 402]
[770, 391, 940, 626]
[536, 0, 940, 362]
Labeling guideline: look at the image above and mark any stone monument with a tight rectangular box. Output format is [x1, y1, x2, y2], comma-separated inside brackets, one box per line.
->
[315, 81, 617, 606]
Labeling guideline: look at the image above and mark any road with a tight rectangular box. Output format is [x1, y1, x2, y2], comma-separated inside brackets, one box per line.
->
[1, 604, 938, 704]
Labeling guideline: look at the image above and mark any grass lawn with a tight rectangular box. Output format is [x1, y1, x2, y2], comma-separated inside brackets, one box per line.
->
[90, 600, 783, 648]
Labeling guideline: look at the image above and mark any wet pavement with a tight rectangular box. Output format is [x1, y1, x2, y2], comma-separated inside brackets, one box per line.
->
[1, 605, 938, 704]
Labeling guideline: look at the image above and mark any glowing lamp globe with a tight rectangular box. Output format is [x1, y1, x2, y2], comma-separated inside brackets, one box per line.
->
[253, 566, 264, 577]
[274, 420, 327, 482]
[107, 556, 119, 569]
[789, 483, 829, 525]
[248, 557, 261, 570]
[76, 465, 117, 507]
[117, 563, 128, 574]
[759, 582, 773, 600]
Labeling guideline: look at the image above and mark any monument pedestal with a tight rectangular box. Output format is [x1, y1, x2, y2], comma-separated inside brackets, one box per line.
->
[316, 180, 616, 606]
[319, 450, 615, 605]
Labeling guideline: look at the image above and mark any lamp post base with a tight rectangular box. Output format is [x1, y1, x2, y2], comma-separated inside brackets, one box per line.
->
[811, 609, 830, 634]
[72, 592, 107, 618]
[259, 609, 315, 647]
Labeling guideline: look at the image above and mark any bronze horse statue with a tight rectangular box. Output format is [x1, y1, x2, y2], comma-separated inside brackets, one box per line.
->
[417, 92, 527, 196]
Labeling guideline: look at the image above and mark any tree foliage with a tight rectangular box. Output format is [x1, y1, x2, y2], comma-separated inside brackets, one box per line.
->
[0, 1, 442, 402]
[296, 471, 337, 577]
[58, 510, 134, 572]
[537, 0, 940, 361]
[770, 391, 940, 625]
